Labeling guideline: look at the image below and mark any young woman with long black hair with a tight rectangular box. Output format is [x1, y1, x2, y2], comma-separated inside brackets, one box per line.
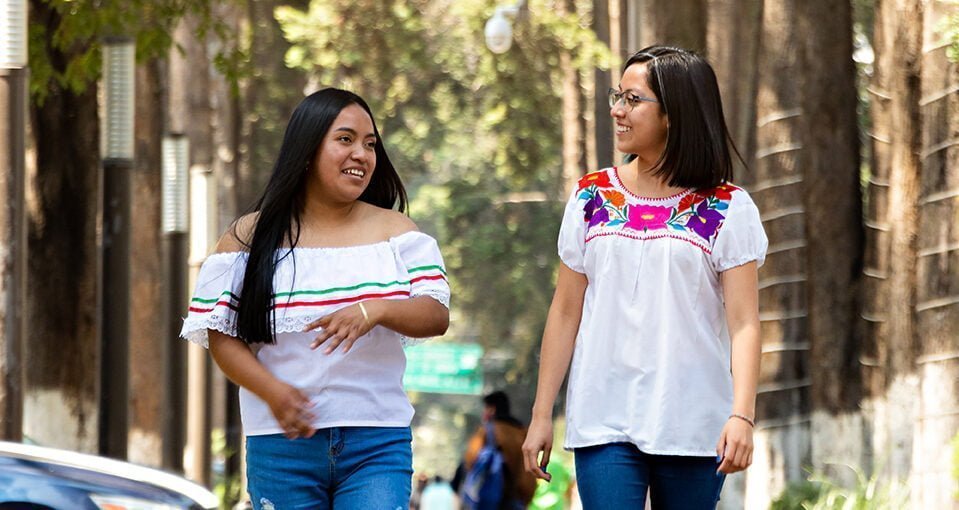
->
[522, 46, 767, 509]
[181, 88, 450, 509]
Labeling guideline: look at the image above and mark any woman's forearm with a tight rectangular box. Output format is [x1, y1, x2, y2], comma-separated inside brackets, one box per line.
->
[208, 330, 285, 403]
[723, 262, 762, 419]
[729, 323, 761, 418]
[531, 265, 587, 420]
[364, 296, 450, 338]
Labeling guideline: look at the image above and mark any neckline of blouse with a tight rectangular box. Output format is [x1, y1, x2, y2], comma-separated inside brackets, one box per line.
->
[205, 230, 425, 259]
[610, 166, 692, 202]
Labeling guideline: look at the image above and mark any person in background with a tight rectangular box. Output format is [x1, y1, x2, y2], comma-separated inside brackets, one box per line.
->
[460, 391, 537, 509]
[522, 45, 767, 509]
[420, 475, 457, 510]
[181, 88, 450, 509]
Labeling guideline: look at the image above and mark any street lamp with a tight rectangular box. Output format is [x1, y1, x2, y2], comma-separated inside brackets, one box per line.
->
[161, 134, 188, 470]
[0, 0, 27, 442]
[100, 36, 134, 460]
[484, 1, 525, 54]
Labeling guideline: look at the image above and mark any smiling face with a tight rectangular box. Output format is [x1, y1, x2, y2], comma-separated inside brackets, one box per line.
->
[307, 103, 377, 205]
[611, 62, 669, 162]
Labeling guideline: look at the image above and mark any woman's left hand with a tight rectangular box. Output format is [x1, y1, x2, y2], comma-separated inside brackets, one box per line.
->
[304, 302, 376, 354]
[715, 417, 754, 474]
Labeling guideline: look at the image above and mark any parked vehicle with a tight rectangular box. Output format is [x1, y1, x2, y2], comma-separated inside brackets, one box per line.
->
[0, 440, 218, 509]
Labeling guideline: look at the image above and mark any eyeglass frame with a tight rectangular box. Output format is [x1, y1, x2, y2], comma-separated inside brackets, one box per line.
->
[607, 88, 659, 111]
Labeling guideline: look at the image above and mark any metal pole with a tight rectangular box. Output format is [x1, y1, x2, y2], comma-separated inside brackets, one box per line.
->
[161, 134, 189, 471]
[185, 164, 213, 485]
[0, 0, 28, 442]
[0, 68, 26, 443]
[99, 38, 134, 459]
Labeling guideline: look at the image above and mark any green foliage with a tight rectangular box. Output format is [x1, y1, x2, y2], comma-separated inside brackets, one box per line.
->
[28, 0, 241, 105]
[210, 428, 244, 510]
[944, 11, 959, 63]
[771, 465, 910, 510]
[276, 0, 609, 386]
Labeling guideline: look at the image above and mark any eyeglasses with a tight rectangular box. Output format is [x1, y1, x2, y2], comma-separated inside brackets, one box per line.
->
[608, 88, 659, 111]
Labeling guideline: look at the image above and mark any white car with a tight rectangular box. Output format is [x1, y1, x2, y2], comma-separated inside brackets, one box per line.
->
[0, 441, 218, 509]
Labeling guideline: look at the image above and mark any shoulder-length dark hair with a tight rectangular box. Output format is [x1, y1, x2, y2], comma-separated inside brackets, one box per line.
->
[624, 45, 743, 189]
[235, 88, 407, 344]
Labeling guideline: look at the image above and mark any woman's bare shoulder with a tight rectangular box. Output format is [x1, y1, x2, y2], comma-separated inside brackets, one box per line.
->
[214, 212, 259, 253]
[365, 205, 418, 238]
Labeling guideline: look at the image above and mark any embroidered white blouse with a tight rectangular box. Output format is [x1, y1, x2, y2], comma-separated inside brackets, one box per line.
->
[558, 167, 768, 456]
[180, 231, 450, 436]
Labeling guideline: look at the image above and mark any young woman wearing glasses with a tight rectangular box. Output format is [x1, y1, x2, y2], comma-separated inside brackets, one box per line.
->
[522, 46, 767, 509]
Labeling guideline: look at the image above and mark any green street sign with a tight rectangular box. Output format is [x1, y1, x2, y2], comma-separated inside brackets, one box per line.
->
[404, 342, 484, 395]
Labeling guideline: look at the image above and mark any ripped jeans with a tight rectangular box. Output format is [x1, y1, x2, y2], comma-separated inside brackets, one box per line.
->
[246, 426, 413, 510]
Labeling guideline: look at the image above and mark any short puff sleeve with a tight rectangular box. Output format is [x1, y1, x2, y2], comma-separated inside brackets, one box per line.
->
[711, 190, 768, 272]
[391, 231, 450, 309]
[557, 188, 587, 273]
[179, 252, 248, 348]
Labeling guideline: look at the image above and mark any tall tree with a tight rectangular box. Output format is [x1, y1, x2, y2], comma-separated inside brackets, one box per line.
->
[746, 0, 809, 505]
[24, 0, 237, 455]
[797, 0, 865, 481]
[914, 1, 959, 506]
[862, 0, 922, 489]
[707, 0, 762, 166]
[128, 57, 166, 467]
[633, 0, 707, 52]
[24, 0, 101, 453]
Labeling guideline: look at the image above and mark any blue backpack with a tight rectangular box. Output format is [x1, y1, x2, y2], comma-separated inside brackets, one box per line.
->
[461, 422, 506, 510]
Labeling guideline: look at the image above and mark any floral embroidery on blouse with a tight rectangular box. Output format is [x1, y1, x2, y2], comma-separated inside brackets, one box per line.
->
[577, 169, 740, 252]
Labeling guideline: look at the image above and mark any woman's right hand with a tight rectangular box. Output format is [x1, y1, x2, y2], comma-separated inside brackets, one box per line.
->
[522, 416, 554, 481]
[265, 382, 316, 440]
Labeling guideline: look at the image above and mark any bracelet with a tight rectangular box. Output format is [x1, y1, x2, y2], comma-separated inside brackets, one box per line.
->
[729, 413, 755, 427]
[357, 302, 371, 327]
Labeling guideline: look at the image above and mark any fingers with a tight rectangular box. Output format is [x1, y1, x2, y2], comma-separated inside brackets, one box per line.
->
[272, 386, 316, 439]
[716, 440, 753, 474]
[308, 306, 371, 353]
[540, 446, 553, 482]
[301, 315, 330, 333]
[522, 442, 552, 481]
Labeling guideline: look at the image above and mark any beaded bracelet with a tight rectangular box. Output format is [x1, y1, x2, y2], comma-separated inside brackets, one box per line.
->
[729, 413, 755, 427]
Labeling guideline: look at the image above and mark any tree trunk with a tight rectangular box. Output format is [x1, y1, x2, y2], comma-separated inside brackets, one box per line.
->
[23, 0, 101, 453]
[239, 0, 310, 211]
[747, 0, 810, 506]
[634, 0, 707, 52]
[914, 1, 959, 506]
[706, 0, 762, 176]
[171, 13, 216, 486]
[127, 58, 166, 467]
[706, 3, 763, 507]
[592, 0, 614, 169]
[797, 0, 865, 483]
[863, 0, 922, 490]
[559, 0, 586, 195]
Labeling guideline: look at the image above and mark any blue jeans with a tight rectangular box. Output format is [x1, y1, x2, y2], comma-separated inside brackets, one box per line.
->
[245, 426, 413, 510]
[574, 443, 725, 510]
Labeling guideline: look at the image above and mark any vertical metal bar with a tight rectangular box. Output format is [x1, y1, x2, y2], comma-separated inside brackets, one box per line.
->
[0, 66, 26, 441]
[100, 156, 131, 459]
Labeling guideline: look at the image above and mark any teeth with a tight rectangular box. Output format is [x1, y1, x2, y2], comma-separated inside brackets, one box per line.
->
[343, 168, 365, 177]
[617, 125, 631, 134]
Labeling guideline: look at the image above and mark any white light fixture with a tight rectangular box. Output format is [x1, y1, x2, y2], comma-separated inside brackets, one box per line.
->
[162, 135, 189, 234]
[485, 1, 524, 54]
[102, 38, 135, 160]
[0, 0, 28, 68]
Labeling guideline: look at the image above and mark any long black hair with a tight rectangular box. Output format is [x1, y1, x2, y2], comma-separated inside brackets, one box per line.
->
[235, 88, 407, 344]
[623, 45, 743, 188]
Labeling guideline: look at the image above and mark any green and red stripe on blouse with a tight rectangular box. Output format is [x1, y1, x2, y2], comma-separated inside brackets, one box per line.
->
[188, 265, 446, 314]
